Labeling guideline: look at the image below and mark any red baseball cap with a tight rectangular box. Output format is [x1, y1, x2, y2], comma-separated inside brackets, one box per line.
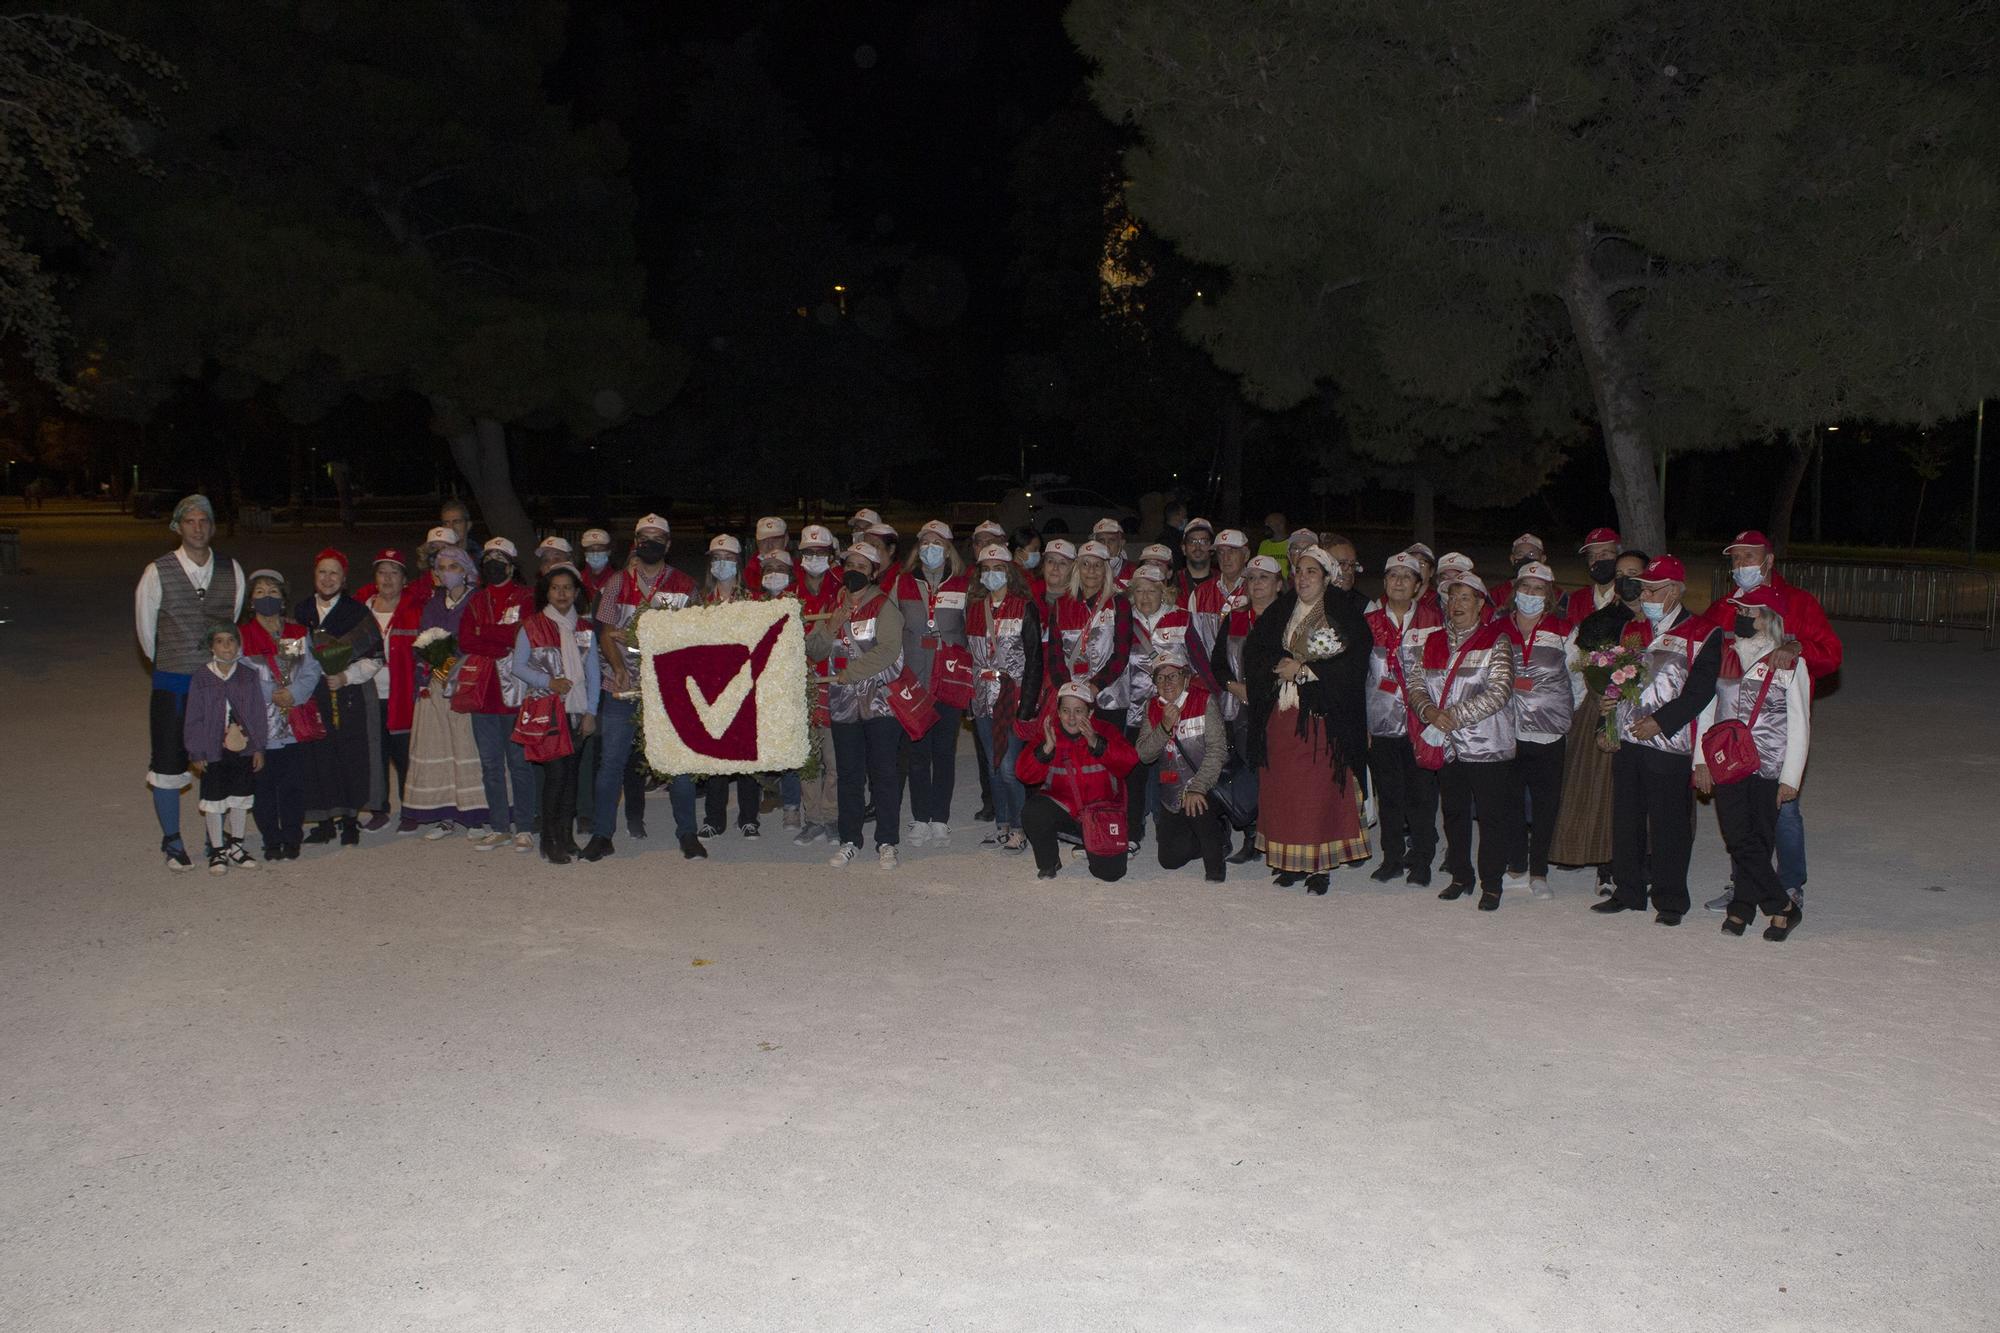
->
[1637, 554, 1687, 584]
[1723, 529, 1773, 554]
[372, 548, 407, 570]
[1577, 527, 1621, 551]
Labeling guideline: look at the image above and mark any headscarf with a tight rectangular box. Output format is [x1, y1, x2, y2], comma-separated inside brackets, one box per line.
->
[433, 544, 478, 587]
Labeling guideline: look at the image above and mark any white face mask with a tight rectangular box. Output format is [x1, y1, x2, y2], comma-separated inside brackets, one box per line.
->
[710, 560, 738, 582]
[980, 568, 1009, 593]
[1732, 565, 1766, 590]
[919, 544, 945, 569]
[1514, 592, 1545, 617]
[583, 551, 610, 571]
[761, 571, 791, 594]
[800, 554, 830, 576]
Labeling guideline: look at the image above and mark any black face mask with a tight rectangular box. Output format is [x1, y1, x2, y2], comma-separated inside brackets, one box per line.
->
[1588, 558, 1617, 585]
[1614, 575, 1642, 602]
[481, 561, 511, 586]
[251, 594, 284, 617]
[842, 569, 871, 594]
[1734, 613, 1758, 639]
[635, 540, 667, 565]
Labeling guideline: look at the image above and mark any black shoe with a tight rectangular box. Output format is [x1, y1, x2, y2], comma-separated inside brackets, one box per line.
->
[697, 822, 723, 838]
[1591, 898, 1637, 914]
[1274, 871, 1303, 888]
[304, 821, 336, 845]
[1205, 871, 1226, 884]
[1478, 889, 1501, 911]
[680, 834, 708, 860]
[580, 835, 615, 862]
[1655, 911, 1682, 926]
[542, 838, 571, 866]
[1404, 864, 1432, 888]
[1036, 868, 1058, 880]
[262, 845, 282, 863]
[1438, 881, 1474, 901]
[740, 823, 760, 839]
[1370, 861, 1402, 883]
[627, 821, 647, 839]
[1306, 874, 1330, 896]
[1762, 907, 1802, 942]
[338, 818, 360, 847]
[360, 810, 392, 832]
[1721, 912, 1749, 937]
[862, 802, 876, 821]
[1226, 840, 1261, 865]
[162, 836, 193, 872]
[975, 802, 995, 822]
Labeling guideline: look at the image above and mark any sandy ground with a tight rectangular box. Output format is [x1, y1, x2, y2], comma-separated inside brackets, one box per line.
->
[2, 517, 1997, 1332]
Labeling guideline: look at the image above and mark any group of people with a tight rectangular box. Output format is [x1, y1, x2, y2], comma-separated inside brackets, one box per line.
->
[138, 495, 1838, 940]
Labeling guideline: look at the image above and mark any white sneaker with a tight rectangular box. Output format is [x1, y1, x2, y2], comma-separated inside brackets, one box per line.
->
[513, 832, 533, 854]
[782, 806, 803, 830]
[1530, 876, 1553, 900]
[1503, 870, 1531, 893]
[879, 843, 899, 870]
[472, 832, 509, 852]
[829, 842, 860, 867]
[467, 826, 489, 842]
[929, 820, 951, 844]
[423, 821, 456, 841]
[907, 820, 931, 847]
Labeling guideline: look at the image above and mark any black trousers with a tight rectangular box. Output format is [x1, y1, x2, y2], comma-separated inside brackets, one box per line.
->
[1122, 722, 1155, 848]
[970, 716, 993, 805]
[252, 744, 307, 851]
[704, 773, 761, 829]
[903, 704, 962, 823]
[1156, 800, 1228, 879]
[833, 716, 905, 848]
[1508, 737, 1567, 877]
[1611, 743, 1696, 914]
[1369, 733, 1438, 871]
[1439, 759, 1520, 891]
[377, 700, 410, 810]
[537, 750, 581, 847]
[1715, 775, 1788, 916]
[1022, 793, 1127, 881]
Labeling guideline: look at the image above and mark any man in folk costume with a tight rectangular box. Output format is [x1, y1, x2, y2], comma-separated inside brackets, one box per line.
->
[1401, 572, 1522, 909]
[1697, 529, 1842, 914]
[1208, 553, 1287, 865]
[1565, 527, 1624, 625]
[1365, 551, 1443, 886]
[1590, 555, 1724, 925]
[1241, 545, 1373, 895]
[1132, 647, 1231, 882]
[581, 514, 701, 863]
[789, 525, 847, 846]
[1091, 516, 1135, 587]
[134, 494, 245, 870]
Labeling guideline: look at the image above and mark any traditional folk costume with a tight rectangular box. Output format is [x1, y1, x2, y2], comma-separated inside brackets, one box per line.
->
[294, 566, 387, 842]
[403, 557, 489, 833]
[239, 599, 323, 859]
[183, 650, 270, 873]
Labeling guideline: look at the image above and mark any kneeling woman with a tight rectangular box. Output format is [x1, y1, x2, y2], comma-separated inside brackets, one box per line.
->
[1133, 649, 1229, 882]
[1242, 546, 1373, 895]
[510, 565, 600, 863]
[1015, 681, 1139, 881]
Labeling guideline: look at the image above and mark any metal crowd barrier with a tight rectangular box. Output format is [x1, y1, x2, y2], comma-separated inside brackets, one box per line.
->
[1708, 560, 1998, 648]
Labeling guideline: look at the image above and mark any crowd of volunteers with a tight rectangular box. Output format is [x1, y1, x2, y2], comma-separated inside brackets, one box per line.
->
[137, 494, 1840, 940]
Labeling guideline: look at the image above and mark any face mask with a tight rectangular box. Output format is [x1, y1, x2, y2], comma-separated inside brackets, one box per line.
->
[481, 561, 511, 586]
[1734, 613, 1758, 638]
[584, 551, 610, 571]
[842, 569, 871, 593]
[1614, 575, 1642, 602]
[1732, 565, 1766, 590]
[1020, 551, 1040, 570]
[980, 568, 1009, 592]
[710, 560, 737, 582]
[635, 540, 667, 564]
[1640, 601, 1669, 624]
[761, 571, 791, 594]
[439, 568, 467, 591]
[1589, 558, 1616, 585]
[801, 554, 830, 576]
[919, 544, 945, 569]
[1514, 592, 1545, 617]
[251, 594, 284, 617]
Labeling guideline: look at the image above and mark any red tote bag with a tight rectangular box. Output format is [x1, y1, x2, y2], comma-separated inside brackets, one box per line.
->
[930, 643, 976, 710]
[886, 666, 939, 740]
[510, 693, 574, 762]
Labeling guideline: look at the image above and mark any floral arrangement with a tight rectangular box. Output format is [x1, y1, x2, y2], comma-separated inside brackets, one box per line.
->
[637, 599, 810, 776]
[413, 627, 458, 675]
[1579, 643, 1648, 745]
[1302, 625, 1346, 660]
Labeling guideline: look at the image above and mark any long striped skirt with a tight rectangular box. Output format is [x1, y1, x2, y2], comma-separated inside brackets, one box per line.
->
[1256, 709, 1370, 873]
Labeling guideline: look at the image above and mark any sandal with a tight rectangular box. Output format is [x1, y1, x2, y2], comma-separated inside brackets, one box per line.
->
[1762, 907, 1802, 942]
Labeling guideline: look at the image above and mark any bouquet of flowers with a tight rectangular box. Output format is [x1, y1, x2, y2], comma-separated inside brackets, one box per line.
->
[1578, 644, 1648, 746]
[311, 630, 356, 726]
[414, 627, 458, 682]
[1302, 625, 1346, 660]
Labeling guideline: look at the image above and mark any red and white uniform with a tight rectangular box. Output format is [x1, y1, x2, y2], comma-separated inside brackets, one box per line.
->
[1014, 718, 1139, 814]
[1497, 610, 1582, 743]
[1122, 604, 1191, 727]
[1363, 598, 1440, 739]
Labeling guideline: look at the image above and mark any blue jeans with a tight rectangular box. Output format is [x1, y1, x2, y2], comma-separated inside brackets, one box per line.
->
[974, 716, 1025, 831]
[779, 769, 801, 810]
[1777, 795, 1806, 892]
[833, 715, 904, 848]
[594, 697, 697, 839]
[470, 711, 537, 834]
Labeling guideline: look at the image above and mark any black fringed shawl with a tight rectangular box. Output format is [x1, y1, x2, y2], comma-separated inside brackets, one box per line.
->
[1241, 585, 1372, 783]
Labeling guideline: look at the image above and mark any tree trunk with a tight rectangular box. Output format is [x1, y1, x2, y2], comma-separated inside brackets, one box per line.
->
[1562, 225, 1665, 556]
[1769, 437, 1816, 557]
[1910, 480, 1928, 550]
[1411, 472, 1436, 551]
[444, 412, 535, 555]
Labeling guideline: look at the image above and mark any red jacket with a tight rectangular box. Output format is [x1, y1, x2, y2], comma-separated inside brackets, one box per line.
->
[794, 570, 847, 678]
[458, 582, 535, 715]
[371, 587, 430, 732]
[1564, 583, 1618, 626]
[1014, 718, 1139, 817]
[1700, 571, 1842, 686]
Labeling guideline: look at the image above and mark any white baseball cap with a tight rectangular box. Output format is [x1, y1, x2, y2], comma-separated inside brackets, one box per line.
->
[634, 513, 670, 536]
[1092, 516, 1123, 536]
[799, 524, 836, 550]
[850, 507, 881, 529]
[755, 516, 787, 540]
[1078, 540, 1111, 561]
[1214, 528, 1250, 550]
[1140, 543, 1173, 564]
[424, 525, 459, 548]
[708, 534, 742, 556]
[481, 537, 518, 560]
[1056, 680, 1096, 706]
[761, 547, 794, 567]
[1382, 552, 1426, 578]
[535, 535, 572, 555]
[1043, 538, 1078, 561]
[1287, 527, 1318, 549]
[847, 537, 887, 568]
[1438, 570, 1490, 599]
[919, 519, 953, 542]
[1437, 551, 1475, 574]
[973, 520, 1007, 543]
[1131, 564, 1166, 583]
[1514, 560, 1556, 584]
[579, 528, 611, 549]
[1246, 554, 1282, 577]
